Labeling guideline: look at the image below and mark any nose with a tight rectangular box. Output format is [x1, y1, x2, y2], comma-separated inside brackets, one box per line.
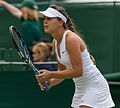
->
[43, 17, 47, 23]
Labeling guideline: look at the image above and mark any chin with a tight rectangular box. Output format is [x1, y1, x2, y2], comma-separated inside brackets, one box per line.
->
[44, 29, 50, 34]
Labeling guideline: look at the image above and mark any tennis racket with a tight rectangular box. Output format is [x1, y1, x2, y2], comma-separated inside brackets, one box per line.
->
[9, 25, 49, 91]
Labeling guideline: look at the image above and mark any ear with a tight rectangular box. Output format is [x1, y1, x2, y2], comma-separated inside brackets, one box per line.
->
[58, 20, 64, 27]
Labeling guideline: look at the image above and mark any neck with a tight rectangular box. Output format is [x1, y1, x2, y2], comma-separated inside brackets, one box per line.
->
[52, 28, 67, 44]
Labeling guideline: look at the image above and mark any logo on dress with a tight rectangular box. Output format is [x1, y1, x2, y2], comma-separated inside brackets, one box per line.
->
[80, 100, 85, 103]
[62, 51, 65, 54]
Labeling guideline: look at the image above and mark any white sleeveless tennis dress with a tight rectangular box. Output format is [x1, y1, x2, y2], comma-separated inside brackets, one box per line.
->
[55, 30, 115, 108]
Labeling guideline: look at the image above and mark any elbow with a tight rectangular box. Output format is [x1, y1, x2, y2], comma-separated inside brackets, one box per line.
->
[73, 68, 83, 78]
[77, 71, 83, 77]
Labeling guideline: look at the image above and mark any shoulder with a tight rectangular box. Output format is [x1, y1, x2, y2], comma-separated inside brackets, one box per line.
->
[66, 31, 81, 45]
[65, 31, 80, 52]
[52, 39, 56, 52]
[66, 31, 86, 52]
[52, 39, 56, 45]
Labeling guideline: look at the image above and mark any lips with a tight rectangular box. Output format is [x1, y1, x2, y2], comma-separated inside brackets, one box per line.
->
[44, 25, 48, 29]
[44, 26, 48, 29]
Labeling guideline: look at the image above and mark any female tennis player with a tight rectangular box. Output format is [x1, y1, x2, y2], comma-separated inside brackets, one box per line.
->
[35, 4, 115, 108]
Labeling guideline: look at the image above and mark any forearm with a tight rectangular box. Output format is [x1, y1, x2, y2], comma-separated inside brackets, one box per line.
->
[49, 78, 64, 87]
[37, 68, 82, 85]
[1, 1, 22, 18]
[51, 69, 82, 79]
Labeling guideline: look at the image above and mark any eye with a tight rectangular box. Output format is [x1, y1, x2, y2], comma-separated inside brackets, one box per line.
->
[47, 17, 53, 20]
[44, 16, 54, 20]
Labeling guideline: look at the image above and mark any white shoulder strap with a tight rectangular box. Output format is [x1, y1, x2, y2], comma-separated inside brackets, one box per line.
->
[61, 30, 70, 50]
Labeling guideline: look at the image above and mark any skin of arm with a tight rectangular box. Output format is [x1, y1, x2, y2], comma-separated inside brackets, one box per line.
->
[37, 61, 65, 90]
[36, 40, 65, 89]
[0, 0, 22, 18]
[36, 32, 84, 82]
[48, 61, 66, 87]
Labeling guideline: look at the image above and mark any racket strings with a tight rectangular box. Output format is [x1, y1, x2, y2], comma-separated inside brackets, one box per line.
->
[12, 30, 29, 60]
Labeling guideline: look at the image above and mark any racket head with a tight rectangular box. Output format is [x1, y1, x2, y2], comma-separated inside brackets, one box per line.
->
[9, 26, 50, 91]
[9, 26, 30, 63]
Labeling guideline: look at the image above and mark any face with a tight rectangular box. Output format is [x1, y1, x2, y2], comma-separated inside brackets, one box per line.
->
[43, 16, 62, 34]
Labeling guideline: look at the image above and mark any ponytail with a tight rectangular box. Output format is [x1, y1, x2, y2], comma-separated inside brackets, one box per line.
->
[66, 16, 79, 34]
[90, 54, 96, 65]
[49, 5, 95, 63]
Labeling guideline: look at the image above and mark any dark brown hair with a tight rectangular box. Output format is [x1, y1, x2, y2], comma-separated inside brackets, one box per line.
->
[49, 4, 79, 34]
[49, 5, 96, 64]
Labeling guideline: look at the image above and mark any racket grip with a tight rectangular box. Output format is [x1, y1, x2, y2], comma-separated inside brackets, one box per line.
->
[41, 82, 50, 91]
[35, 71, 50, 91]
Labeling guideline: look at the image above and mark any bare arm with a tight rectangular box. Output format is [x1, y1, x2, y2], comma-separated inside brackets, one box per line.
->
[0, 0, 22, 18]
[37, 61, 65, 90]
[50, 33, 83, 79]
[37, 32, 84, 81]
[36, 40, 65, 89]
[48, 40, 66, 87]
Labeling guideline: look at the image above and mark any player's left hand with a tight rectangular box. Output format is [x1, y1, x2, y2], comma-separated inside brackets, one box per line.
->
[36, 69, 52, 83]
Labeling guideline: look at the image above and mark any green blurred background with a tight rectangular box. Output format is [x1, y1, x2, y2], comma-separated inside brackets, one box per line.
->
[0, 1, 120, 108]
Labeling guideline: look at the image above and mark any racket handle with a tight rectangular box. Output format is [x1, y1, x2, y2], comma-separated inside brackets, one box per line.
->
[41, 82, 50, 91]
[35, 71, 50, 91]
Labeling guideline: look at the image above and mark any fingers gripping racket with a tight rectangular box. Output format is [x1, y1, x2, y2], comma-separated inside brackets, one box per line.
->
[9, 25, 49, 91]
